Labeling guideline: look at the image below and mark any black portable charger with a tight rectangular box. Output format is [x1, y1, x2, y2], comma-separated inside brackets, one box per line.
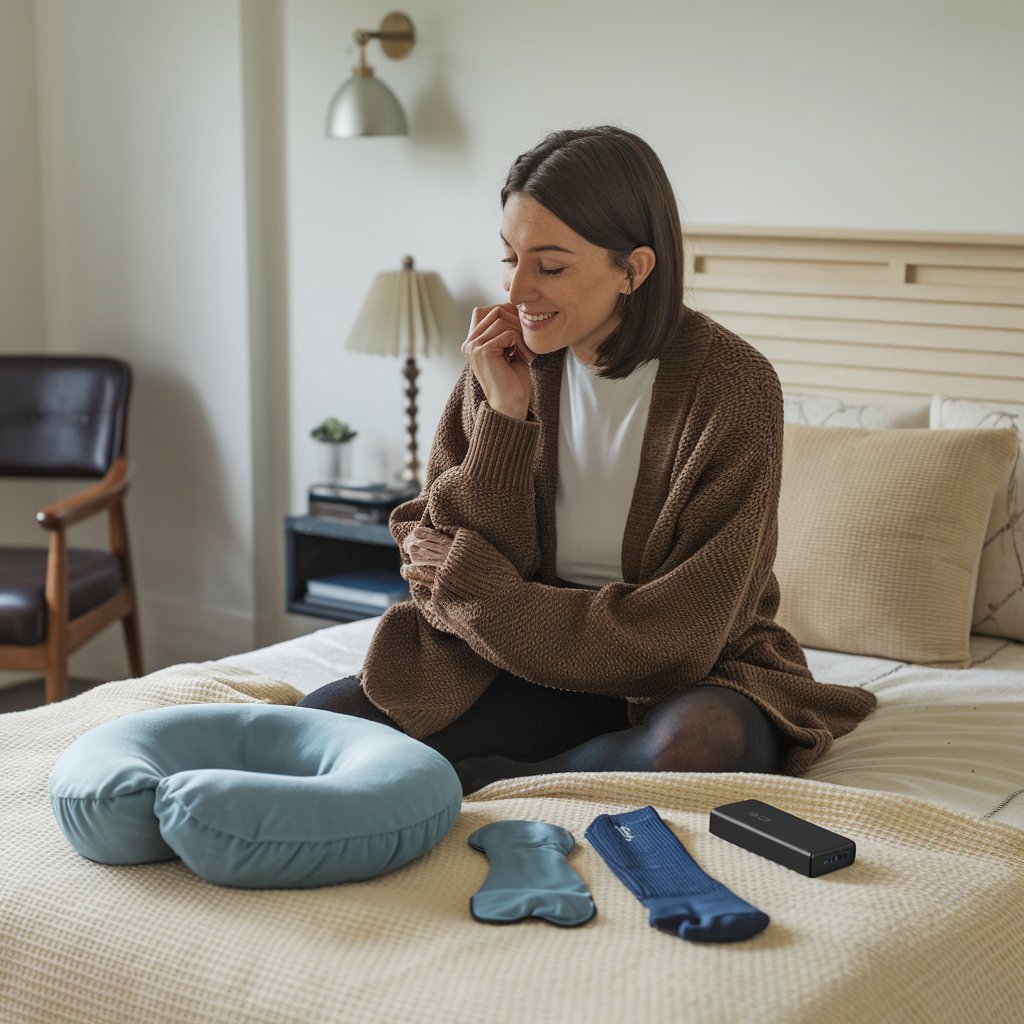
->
[709, 799, 856, 877]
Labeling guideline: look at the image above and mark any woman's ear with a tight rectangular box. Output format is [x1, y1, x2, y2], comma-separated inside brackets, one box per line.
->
[622, 246, 656, 293]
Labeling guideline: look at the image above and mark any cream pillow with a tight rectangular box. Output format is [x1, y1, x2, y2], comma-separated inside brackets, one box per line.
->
[784, 393, 930, 429]
[776, 424, 1018, 667]
[930, 395, 1024, 643]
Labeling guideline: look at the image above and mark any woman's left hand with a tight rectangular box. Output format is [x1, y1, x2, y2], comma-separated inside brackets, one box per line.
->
[404, 526, 453, 568]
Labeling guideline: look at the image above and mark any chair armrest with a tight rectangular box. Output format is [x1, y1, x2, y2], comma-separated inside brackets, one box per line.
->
[35, 457, 133, 530]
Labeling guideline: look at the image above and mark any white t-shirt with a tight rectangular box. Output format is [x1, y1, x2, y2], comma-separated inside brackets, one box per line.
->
[555, 353, 660, 587]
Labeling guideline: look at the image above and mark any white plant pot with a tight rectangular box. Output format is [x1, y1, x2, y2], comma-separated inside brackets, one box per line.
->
[320, 442, 350, 483]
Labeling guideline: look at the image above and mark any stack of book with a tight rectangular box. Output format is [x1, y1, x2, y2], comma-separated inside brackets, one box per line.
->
[308, 480, 419, 525]
[304, 570, 409, 615]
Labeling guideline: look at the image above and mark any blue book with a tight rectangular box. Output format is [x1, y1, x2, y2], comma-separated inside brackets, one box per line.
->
[305, 570, 409, 611]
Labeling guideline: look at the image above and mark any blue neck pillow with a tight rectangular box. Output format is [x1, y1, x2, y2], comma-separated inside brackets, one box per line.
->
[49, 704, 462, 889]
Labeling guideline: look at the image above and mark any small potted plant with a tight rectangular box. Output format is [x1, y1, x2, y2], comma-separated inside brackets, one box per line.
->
[311, 417, 358, 482]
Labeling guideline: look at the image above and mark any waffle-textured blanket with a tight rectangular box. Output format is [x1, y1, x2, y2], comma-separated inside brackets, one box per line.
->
[1, 665, 1021, 1024]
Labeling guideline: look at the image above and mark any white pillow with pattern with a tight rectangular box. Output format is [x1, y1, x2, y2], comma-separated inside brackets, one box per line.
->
[784, 393, 929, 429]
[931, 395, 1024, 642]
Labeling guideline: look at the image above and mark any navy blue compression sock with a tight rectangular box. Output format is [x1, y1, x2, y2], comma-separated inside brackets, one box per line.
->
[585, 805, 769, 942]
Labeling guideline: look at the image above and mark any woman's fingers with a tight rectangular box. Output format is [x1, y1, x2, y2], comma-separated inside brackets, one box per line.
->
[407, 526, 447, 547]
[462, 304, 533, 420]
[404, 527, 453, 567]
[463, 314, 538, 361]
[464, 306, 521, 351]
[465, 306, 535, 365]
[462, 318, 520, 357]
[402, 563, 436, 587]
[470, 303, 520, 333]
[464, 306, 534, 369]
[463, 328, 521, 362]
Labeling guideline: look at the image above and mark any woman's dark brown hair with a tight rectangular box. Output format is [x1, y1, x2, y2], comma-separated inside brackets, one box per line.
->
[501, 126, 684, 378]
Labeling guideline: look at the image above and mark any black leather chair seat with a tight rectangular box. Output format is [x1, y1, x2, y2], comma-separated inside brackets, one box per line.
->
[0, 548, 124, 646]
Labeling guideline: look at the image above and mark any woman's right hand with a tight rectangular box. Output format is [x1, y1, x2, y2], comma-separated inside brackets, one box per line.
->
[461, 303, 535, 421]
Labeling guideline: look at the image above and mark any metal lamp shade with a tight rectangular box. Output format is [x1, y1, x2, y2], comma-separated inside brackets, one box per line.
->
[326, 74, 408, 138]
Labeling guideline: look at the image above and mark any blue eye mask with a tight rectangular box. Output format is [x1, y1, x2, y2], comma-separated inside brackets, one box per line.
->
[467, 820, 596, 927]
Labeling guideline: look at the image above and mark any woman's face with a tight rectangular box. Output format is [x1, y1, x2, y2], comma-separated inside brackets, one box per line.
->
[500, 193, 631, 365]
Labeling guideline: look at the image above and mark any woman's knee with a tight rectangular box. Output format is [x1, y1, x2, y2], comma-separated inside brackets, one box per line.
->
[296, 676, 399, 729]
[644, 686, 784, 774]
[296, 676, 362, 712]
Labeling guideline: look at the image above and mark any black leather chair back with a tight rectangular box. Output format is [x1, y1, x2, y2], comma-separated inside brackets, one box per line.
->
[0, 356, 132, 478]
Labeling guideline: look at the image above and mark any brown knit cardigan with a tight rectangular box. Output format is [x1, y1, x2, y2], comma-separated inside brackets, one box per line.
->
[360, 309, 877, 775]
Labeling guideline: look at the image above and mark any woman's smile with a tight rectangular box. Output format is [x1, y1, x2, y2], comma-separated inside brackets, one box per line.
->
[519, 310, 558, 329]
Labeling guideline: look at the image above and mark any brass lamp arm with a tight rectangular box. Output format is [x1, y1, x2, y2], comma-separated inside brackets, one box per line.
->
[352, 13, 415, 61]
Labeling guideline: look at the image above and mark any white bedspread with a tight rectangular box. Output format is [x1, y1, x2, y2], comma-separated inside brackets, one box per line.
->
[222, 620, 1024, 828]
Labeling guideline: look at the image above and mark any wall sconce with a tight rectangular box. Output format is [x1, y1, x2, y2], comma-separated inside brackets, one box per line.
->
[326, 12, 415, 138]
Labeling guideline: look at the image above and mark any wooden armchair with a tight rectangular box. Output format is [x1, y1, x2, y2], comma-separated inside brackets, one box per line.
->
[0, 356, 143, 703]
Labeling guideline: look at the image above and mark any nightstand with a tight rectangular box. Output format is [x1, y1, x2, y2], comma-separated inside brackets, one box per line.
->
[284, 514, 407, 622]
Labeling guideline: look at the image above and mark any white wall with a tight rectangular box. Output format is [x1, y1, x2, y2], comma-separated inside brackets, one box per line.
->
[283, 0, 1024, 512]
[0, 1, 53, 686]
[0, 0, 51, 547]
[0, 0, 46, 355]
[32, 0, 262, 677]
[2, 0, 1021, 683]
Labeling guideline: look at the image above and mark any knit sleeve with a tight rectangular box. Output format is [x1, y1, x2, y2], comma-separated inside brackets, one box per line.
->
[387, 364, 475, 565]
[411, 381, 784, 704]
[389, 364, 542, 581]
[360, 363, 544, 733]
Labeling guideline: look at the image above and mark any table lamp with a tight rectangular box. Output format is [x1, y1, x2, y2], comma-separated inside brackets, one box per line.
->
[345, 256, 464, 485]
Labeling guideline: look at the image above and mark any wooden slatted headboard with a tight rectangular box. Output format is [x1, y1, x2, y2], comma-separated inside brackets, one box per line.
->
[683, 226, 1024, 405]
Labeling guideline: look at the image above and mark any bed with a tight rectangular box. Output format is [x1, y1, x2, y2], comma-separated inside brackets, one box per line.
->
[2, 228, 1023, 1024]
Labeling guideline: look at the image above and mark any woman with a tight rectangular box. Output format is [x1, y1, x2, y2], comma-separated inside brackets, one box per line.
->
[299, 126, 876, 792]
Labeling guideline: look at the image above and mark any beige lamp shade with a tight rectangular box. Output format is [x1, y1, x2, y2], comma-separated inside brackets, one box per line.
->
[345, 257, 464, 485]
[345, 258, 465, 357]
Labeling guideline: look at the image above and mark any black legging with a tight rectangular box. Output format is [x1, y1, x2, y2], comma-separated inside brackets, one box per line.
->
[297, 666, 787, 784]
[298, 670, 631, 765]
